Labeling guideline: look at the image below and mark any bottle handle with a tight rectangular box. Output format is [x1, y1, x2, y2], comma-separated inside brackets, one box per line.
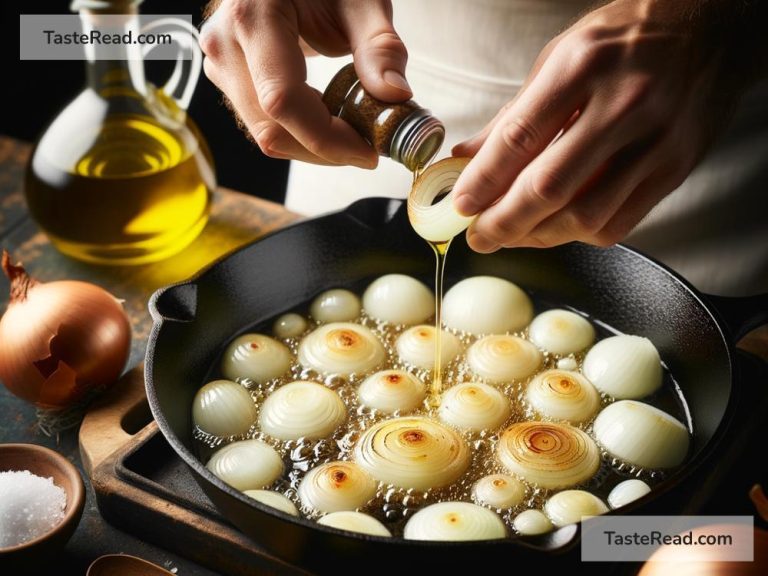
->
[140, 17, 202, 111]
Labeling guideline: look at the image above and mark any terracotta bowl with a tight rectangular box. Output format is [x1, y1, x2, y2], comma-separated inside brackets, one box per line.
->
[0, 443, 86, 568]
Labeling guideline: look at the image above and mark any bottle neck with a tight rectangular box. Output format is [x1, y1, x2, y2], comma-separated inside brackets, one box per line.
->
[80, 9, 146, 96]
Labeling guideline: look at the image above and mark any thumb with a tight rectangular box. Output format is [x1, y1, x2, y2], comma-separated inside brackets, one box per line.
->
[342, 4, 411, 103]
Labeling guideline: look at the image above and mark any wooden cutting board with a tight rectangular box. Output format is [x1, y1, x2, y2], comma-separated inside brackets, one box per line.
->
[78, 368, 312, 576]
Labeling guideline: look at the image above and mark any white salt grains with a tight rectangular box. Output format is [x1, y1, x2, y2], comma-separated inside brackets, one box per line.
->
[0, 470, 67, 548]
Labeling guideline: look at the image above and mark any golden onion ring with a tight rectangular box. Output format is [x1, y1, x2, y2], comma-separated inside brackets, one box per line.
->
[354, 417, 470, 491]
[525, 370, 600, 424]
[466, 335, 541, 384]
[298, 461, 377, 514]
[298, 322, 385, 376]
[438, 382, 510, 432]
[497, 421, 600, 489]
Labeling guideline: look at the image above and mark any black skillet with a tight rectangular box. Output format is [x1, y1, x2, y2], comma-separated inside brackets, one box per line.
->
[145, 197, 768, 573]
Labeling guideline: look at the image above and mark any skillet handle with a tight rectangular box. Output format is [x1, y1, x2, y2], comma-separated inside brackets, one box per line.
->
[703, 292, 768, 342]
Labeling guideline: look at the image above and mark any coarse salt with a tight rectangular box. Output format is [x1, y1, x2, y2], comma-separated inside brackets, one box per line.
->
[0, 470, 67, 548]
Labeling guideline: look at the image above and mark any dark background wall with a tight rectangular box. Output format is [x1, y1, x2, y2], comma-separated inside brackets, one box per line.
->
[1, 0, 290, 203]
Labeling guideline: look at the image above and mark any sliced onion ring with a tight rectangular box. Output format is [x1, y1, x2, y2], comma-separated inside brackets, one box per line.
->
[593, 400, 689, 469]
[358, 370, 426, 414]
[298, 461, 377, 514]
[317, 511, 392, 537]
[396, 325, 461, 371]
[298, 322, 385, 376]
[354, 417, 470, 491]
[206, 439, 283, 491]
[438, 382, 510, 432]
[404, 501, 506, 541]
[467, 335, 541, 384]
[497, 421, 600, 489]
[544, 489, 608, 527]
[221, 334, 292, 384]
[259, 380, 346, 441]
[472, 474, 526, 509]
[525, 369, 600, 424]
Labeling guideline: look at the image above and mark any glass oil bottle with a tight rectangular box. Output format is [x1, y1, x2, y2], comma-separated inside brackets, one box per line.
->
[25, 1, 215, 265]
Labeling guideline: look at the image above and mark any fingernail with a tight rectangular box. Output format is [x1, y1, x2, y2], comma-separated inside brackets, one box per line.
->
[383, 70, 412, 93]
[468, 233, 500, 253]
[453, 194, 480, 217]
[350, 155, 378, 169]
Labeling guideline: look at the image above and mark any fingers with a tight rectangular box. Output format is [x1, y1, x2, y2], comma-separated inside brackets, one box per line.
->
[519, 141, 662, 247]
[200, 0, 380, 167]
[233, 3, 376, 167]
[450, 52, 590, 218]
[341, 3, 412, 102]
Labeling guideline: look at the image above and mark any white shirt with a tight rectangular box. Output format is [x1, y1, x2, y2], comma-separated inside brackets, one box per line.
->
[286, 0, 768, 296]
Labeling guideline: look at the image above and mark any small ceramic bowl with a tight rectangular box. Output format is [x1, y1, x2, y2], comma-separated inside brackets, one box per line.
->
[0, 443, 86, 567]
[87, 554, 177, 576]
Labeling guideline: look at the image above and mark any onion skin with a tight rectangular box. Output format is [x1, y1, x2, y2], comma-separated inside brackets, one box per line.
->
[0, 251, 131, 408]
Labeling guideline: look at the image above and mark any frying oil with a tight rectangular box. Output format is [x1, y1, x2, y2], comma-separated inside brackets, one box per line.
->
[26, 113, 214, 265]
[195, 293, 688, 538]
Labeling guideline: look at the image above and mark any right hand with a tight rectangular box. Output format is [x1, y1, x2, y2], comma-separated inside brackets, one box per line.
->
[200, 0, 411, 168]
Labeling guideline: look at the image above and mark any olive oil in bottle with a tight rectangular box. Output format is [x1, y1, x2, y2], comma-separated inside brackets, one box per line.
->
[26, 1, 214, 265]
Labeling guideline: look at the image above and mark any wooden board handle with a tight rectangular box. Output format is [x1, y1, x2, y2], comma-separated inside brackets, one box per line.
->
[79, 366, 152, 476]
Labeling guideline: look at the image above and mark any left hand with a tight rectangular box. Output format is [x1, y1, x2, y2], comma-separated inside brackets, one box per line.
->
[451, 0, 748, 252]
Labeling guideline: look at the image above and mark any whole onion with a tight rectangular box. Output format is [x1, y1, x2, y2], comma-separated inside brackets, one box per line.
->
[0, 251, 131, 408]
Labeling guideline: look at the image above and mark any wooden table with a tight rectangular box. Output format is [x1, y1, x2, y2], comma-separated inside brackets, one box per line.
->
[0, 135, 298, 575]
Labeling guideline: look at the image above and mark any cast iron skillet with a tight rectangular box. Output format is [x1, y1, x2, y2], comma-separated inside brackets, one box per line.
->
[145, 197, 768, 573]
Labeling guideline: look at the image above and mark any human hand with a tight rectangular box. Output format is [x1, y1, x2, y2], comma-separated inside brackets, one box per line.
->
[451, 0, 746, 252]
[199, 0, 411, 168]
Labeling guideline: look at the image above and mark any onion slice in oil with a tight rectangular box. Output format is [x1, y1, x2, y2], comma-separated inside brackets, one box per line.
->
[403, 501, 506, 541]
[544, 490, 609, 527]
[206, 439, 283, 491]
[354, 417, 470, 491]
[497, 421, 600, 489]
[438, 382, 510, 432]
[467, 335, 541, 383]
[525, 369, 600, 424]
[298, 322, 385, 376]
[317, 511, 392, 537]
[298, 461, 377, 514]
[259, 380, 346, 441]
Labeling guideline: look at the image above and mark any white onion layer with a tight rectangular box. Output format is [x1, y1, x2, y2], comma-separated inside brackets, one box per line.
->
[298, 461, 377, 514]
[298, 322, 385, 376]
[192, 379, 257, 437]
[407, 157, 474, 243]
[472, 474, 526, 509]
[442, 276, 533, 335]
[583, 335, 663, 399]
[526, 370, 600, 424]
[259, 381, 346, 440]
[404, 501, 506, 541]
[358, 370, 426, 414]
[396, 325, 460, 370]
[243, 490, 299, 516]
[608, 479, 652, 509]
[310, 289, 361, 323]
[467, 335, 541, 383]
[438, 382, 510, 432]
[544, 490, 609, 527]
[362, 274, 435, 325]
[317, 511, 392, 537]
[354, 417, 470, 491]
[513, 509, 554, 536]
[497, 421, 601, 489]
[206, 439, 283, 491]
[528, 309, 595, 355]
[272, 313, 308, 339]
[221, 334, 292, 384]
[593, 400, 689, 469]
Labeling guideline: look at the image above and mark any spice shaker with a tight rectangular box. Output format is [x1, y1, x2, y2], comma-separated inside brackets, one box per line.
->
[322, 63, 445, 171]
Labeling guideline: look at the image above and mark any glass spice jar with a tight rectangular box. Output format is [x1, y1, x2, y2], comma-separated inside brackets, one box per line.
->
[322, 63, 445, 172]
